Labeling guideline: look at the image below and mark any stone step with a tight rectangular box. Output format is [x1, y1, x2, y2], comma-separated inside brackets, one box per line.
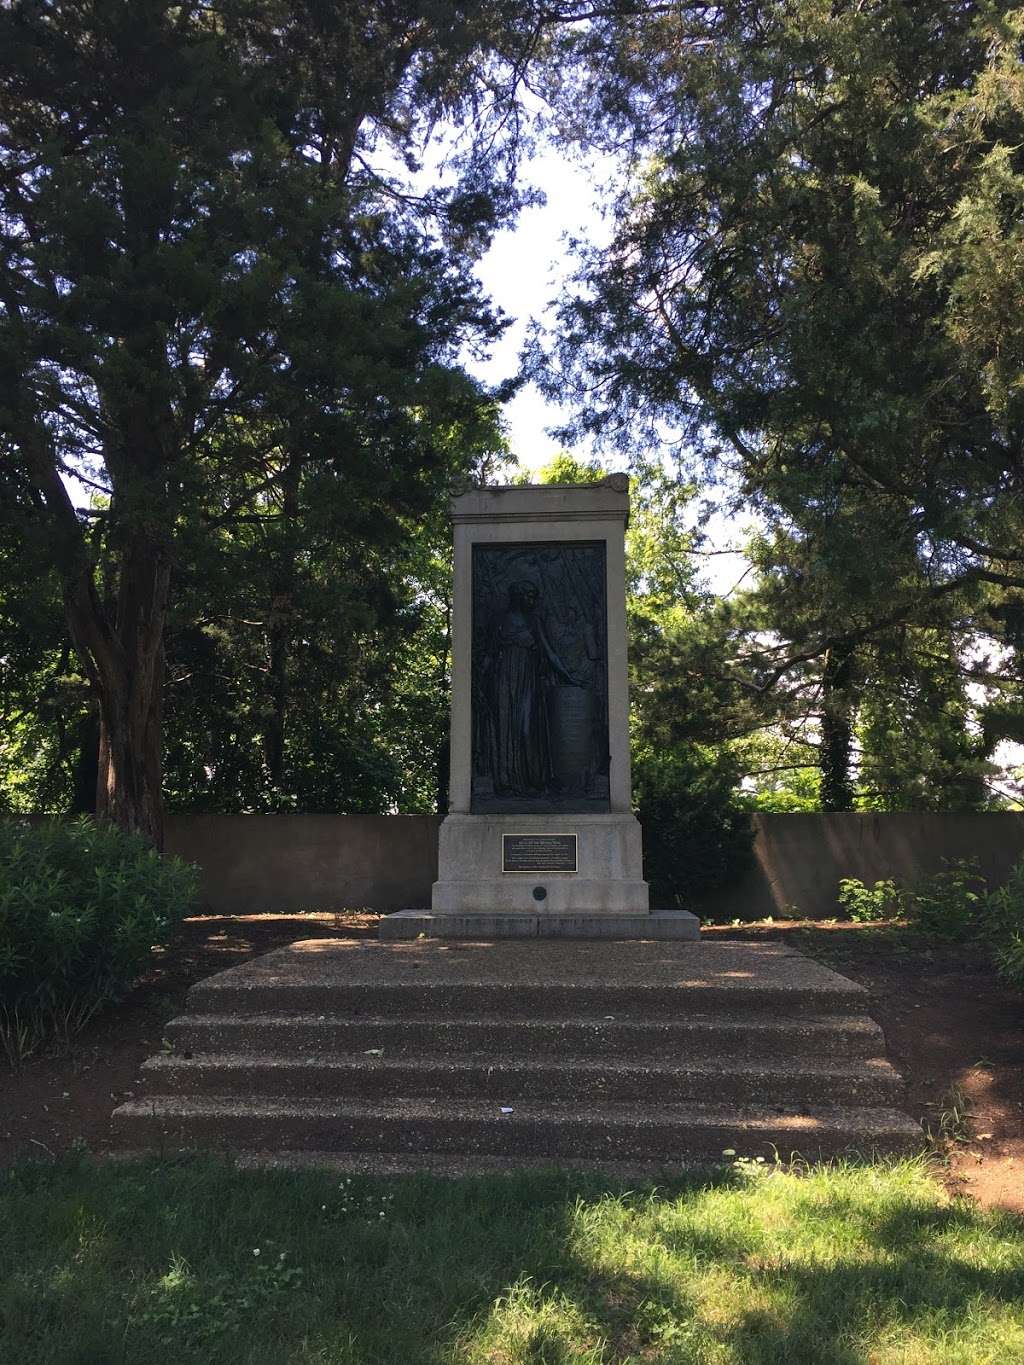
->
[140, 1051, 905, 1107]
[187, 978, 867, 1021]
[164, 1010, 886, 1062]
[185, 940, 869, 1021]
[378, 910, 699, 940]
[233, 1151, 720, 1178]
[112, 1149, 719, 1179]
[112, 940, 922, 1165]
[111, 1094, 922, 1161]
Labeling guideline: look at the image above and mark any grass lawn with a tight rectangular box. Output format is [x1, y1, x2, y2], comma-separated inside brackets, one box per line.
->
[2, 1156, 1023, 1364]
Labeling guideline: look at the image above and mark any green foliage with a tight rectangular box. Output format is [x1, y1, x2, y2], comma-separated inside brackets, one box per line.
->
[744, 765, 821, 812]
[906, 859, 987, 942]
[836, 859, 990, 941]
[856, 629, 992, 812]
[0, 819, 197, 1062]
[835, 856, 1024, 988]
[0, 0, 538, 835]
[539, 0, 1024, 808]
[519, 452, 604, 488]
[3, 1156, 1024, 1363]
[546, 2, 1024, 570]
[983, 856, 1024, 940]
[0, 496, 94, 815]
[633, 744, 752, 909]
[836, 877, 905, 923]
[995, 932, 1024, 993]
[158, 409, 510, 817]
[984, 856, 1024, 991]
[728, 523, 996, 813]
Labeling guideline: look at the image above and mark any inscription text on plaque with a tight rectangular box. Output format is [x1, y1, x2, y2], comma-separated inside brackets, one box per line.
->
[502, 833, 578, 874]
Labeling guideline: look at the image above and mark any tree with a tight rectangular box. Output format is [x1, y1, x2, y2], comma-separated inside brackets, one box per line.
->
[160, 397, 511, 816]
[0, 0, 545, 843]
[716, 514, 999, 811]
[735, 509, 938, 811]
[539, 0, 1024, 700]
[856, 625, 991, 811]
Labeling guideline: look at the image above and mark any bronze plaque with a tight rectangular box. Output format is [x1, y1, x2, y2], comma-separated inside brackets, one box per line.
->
[502, 833, 578, 874]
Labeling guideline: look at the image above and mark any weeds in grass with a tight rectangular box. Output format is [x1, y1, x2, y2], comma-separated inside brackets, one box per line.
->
[1, 1155, 1023, 1364]
[928, 1083, 974, 1150]
[0, 996, 103, 1069]
[133, 1243, 306, 1350]
[0, 1002, 37, 1069]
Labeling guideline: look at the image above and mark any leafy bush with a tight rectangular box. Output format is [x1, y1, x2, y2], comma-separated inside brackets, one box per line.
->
[984, 857, 1024, 939]
[984, 857, 1024, 991]
[994, 932, 1024, 992]
[837, 877, 905, 922]
[905, 859, 985, 942]
[633, 746, 752, 909]
[0, 818, 197, 1063]
[837, 855, 1024, 994]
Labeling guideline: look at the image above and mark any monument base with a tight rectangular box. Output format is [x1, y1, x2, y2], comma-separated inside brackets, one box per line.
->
[431, 812, 650, 915]
[379, 909, 700, 941]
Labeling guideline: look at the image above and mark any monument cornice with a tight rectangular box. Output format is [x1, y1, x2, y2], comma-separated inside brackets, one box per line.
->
[450, 507, 628, 525]
[450, 476, 631, 526]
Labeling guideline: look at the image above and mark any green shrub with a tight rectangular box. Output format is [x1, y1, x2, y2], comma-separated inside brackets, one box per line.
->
[837, 877, 905, 922]
[994, 931, 1024, 992]
[0, 818, 198, 1063]
[905, 859, 986, 942]
[984, 857, 1024, 939]
[836, 855, 1024, 993]
[984, 857, 1024, 991]
[633, 746, 752, 909]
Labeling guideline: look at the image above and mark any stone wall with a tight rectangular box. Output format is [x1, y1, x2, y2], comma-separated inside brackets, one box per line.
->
[165, 814, 441, 914]
[696, 811, 1024, 921]
[163, 810, 1024, 918]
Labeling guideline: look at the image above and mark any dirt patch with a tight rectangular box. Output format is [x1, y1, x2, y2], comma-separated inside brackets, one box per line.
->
[3, 915, 1021, 1213]
[0, 912, 375, 1169]
[704, 921, 1024, 1213]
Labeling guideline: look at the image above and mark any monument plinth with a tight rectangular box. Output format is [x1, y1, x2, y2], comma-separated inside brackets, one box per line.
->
[380, 476, 699, 940]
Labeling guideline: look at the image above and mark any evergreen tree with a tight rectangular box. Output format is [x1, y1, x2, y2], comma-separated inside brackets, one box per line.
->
[0, 0, 542, 842]
[540, 0, 1024, 698]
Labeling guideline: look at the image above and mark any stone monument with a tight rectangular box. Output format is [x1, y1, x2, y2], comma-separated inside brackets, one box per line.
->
[380, 476, 699, 939]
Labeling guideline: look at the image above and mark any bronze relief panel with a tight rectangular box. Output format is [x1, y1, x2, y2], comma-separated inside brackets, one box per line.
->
[471, 541, 610, 814]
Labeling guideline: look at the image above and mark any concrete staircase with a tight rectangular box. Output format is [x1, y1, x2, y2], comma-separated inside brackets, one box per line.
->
[112, 938, 922, 1168]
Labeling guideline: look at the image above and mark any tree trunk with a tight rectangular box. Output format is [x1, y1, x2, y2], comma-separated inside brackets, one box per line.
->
[11, 409, 170, 845]
[820, 642, 857, 811]
[92, 531, 171, 848]
[69, 707, 100, 814]
[264, 453, 302, 789]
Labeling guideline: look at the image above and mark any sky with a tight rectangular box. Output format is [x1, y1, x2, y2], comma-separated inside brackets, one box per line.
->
[466, 149, 606, 474]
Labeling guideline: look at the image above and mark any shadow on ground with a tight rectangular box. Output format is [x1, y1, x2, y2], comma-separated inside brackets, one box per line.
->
[1, 1155, 1022, 1364]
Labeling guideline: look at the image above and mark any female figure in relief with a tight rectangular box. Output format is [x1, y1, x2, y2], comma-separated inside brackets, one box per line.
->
[480, 580, 578, 796]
